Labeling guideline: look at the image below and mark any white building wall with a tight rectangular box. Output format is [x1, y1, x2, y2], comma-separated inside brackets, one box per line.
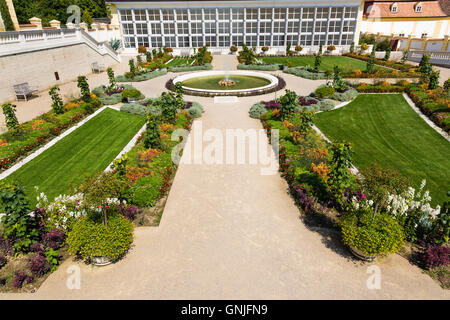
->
[361, 19, 449, 38]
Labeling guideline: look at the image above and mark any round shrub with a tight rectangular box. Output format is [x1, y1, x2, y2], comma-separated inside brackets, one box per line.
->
[120, 103, 148, 116]
[67, 214, 134, 260]
[122, 89, 142, 100]
[315, 85, 335, 99]
[317, 99, 336, 111]
[230, 45, 238, 52]
[295, 45, 303, 52]
[327, 45, 336, 51]
[333, 88, 358, 102]
[188, 106, 203, 119]
[340, 211, 404, 257]
[249, 103, 268, 119]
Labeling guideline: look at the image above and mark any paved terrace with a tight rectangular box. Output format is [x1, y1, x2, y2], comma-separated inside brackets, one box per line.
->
[0, 55, 448, 299]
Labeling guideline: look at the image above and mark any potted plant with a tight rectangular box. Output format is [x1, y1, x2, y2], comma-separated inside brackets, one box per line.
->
[340, 205, 405, 261]
[122, 88, 142, 103]
[327, 45, 336, 54]
[261, 46, 269, 54]
[230, 45, 238, 54]
[295, 45, 303, 54]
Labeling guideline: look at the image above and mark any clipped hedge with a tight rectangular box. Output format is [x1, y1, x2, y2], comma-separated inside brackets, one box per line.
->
[237, 63, 280, 71]
[284, 67, 327, 80]
[169, 64, 213, 72]
[116, 68, 168, 82]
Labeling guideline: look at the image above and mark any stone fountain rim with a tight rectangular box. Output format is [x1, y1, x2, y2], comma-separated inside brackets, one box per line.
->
[172, 70, 279, 94]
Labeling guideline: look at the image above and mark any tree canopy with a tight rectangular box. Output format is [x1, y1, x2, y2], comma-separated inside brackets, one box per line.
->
[13, 0, 107, 26]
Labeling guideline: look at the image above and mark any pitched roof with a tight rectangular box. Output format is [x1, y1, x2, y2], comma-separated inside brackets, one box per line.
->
[363, 0, 448, 18]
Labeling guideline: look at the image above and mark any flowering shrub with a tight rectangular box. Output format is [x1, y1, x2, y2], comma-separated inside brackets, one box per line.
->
[310, 162, 331, 182]
[28, 254, 51, 277]
[137, 149, 162, 165]
[420, 242, 450, 269]
[159, 123, 175, 132]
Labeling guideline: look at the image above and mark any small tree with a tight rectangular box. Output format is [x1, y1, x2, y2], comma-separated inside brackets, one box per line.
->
[174, 83, 184, 109]
[1, 103, 19, 132]
[49, 86, 64, 114]
[279, 90, 298, 120]
[146, 51, 152, 63]
[77, 76, 90, 101]
[383, 46, 391, 61]
[349, 42, 355, 54]
[401, 50, 409, 64]
[160, 92, 178, 124]
[314, 54, 322, 72]
[328, 142, 353, 207]
[333, 66, 347, 91]
[238, 44, 256, 65]
[144, 112, 161, 149]
[286, 43, 292, 56]
[365, 50, 376, 74]
[318, 43, 323, 55]
[428, 70, 440, 90]
[444, 78, 450, 94]
[128, 58, 136, 77]
[106, 67, 117, 91]
[419, 54, 430, 70]
[82, 9, 93, 28]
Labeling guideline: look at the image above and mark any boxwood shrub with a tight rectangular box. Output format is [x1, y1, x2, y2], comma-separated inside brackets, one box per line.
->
[67, 214, 134, 260]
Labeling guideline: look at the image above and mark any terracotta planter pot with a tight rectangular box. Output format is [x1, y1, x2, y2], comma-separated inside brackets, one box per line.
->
[349, 247, 377, 262]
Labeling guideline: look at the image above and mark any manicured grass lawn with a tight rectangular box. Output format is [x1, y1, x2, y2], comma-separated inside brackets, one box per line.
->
[315, 94, 450, 205]
[182, 75, 271, 90]
[167, 57, 193, 67]
[5, 108, 146, 205]
[260, 56, 386, 73]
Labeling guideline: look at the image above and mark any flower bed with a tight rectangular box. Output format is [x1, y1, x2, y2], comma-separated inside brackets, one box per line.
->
[237, 63, 280, 71]
[344, 52, 419, 73]
[0, 96, 102, 171]
[116, 68, 168, 83]
[283, 67, 327, 80]
[168, 64, 213, 73]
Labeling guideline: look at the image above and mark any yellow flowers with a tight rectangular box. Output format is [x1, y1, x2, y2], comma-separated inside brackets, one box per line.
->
[310, 162, 331, 182]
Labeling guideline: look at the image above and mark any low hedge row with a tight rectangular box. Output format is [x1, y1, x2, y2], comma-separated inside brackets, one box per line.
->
[168, 64, 213, 72]
[237, 63, 280, 71]
[116, 68, 168, 82]
[344, 52, 418, 73]
[283, 67, 327, 80]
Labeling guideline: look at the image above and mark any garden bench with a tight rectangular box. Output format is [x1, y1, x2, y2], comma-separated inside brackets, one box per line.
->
[13, 82, 40, 101]
[92, 62, 106, 73]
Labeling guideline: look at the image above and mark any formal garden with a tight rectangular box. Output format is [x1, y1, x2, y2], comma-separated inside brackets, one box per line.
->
[0, 41, 448, 294]
[0, 66, 204, 291]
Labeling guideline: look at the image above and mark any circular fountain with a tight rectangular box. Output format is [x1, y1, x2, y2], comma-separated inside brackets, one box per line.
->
[170, 70, 282, 96]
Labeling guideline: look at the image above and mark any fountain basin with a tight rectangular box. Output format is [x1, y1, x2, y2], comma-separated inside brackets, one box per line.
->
[171, 71, 280, 96]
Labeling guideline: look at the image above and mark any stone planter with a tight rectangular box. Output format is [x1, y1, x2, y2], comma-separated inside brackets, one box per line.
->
[349, 247, 377, 262]
[90, 256, 114, 266]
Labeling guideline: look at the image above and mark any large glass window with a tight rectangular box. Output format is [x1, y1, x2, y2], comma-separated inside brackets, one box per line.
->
[286, 35, 298, 45]
[260, 21, 271, 34]
[343, 20, 356, 32]
[163, 23, 175, 34]
[218, 36, 230, 47]
[273, 35, 285, 46]
[134, 9, 146, 21]
[176, 10, 188, 21]
[190, 9, 202, 21]
[245, 21, 257, 34]
[246, 8, 258, 20]
[232, 35, 244, 46]
[259, 35, 271, 46]
[232, 9, 244, 20]
[315, 20, 328, 33]
[329, 20, 341, 33]
[218, 9, 230, 20]
[314, 34, 326, 45]
[205, 22, 216, 34]
[300, 34, 312, 46]
[122, 23, 134, 35]
[219, 22, 230, 34]
[178, 36, 190, 47]
[191, 22, 202, 34]
[192, 36, 204, 47]
[124, 36, 136, 48]
[327, 33, 340, 45]
[137, 36, 149, 47]
[245, 35, 257, 46]
[302, 8, 314, 19]
[344, 7, 358, 19]
[120, 10, 133, 22]
[273, 8, 285, 20]
[136, 23, 148, 35]
[148, 10, 160, 21]
[341, 34, 353, 45]
[260, 8, 272, 20]
[204, 9, 216, 21]
[232, 22, 244, 34]
[164, 36, 176, 47]
[150, 23, 161, 35]
[162, 10, 174, 21]
[288, 8, 301, 20]
[301, 21, 313, 33]
[316, 7, 329, 19]
[205, 35, 217, 47]
[330, 7, 343, 19]
[177, 22, 189, 34]
[287, 21, 299, 33]
[150, 36, 162, 48]
[273, 21, 285, 34]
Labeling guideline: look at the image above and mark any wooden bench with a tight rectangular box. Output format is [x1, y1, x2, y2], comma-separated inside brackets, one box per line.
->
[13, 83, 39, 101]
[92, 62, 106, 73]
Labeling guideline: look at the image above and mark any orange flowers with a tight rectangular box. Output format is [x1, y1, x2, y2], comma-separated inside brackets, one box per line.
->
[137, 149, 162, 165]
[31, 119, 46, 129]
[353, 69, 362, 77]
[0, 139, 8, 147]
[282, 120, 294, 131]
[310, 162, 331, 181]
[159, 123, 175, 132]
[306, 148, 328, 163]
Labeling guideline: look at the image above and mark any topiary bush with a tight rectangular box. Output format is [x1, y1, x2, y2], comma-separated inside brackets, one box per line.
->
[315, 85, 335, 99]
[340, 210, 405, 257]
[249, 103, 268, 119]
[67, 214, 133, 260]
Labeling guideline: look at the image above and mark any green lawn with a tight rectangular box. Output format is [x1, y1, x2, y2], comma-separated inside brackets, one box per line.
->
[5, 108, 146, 205]
[260, 56, 386, 73]
[182, 75, 271, 90]
[167, 57, 193, 67]
[315, 94, 450, 205]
